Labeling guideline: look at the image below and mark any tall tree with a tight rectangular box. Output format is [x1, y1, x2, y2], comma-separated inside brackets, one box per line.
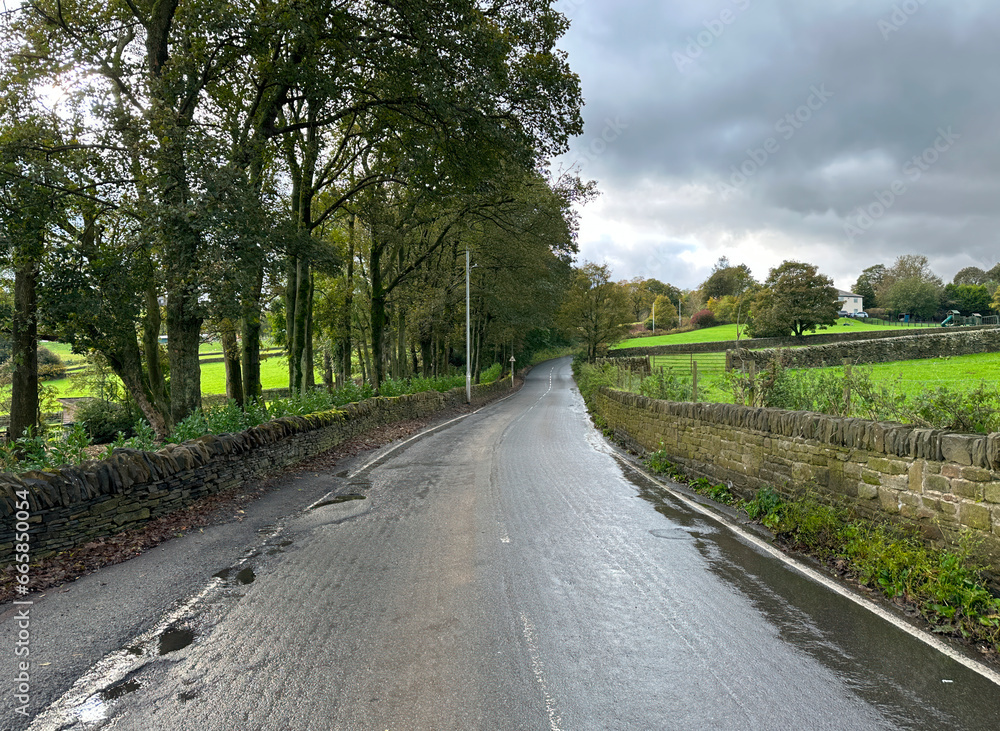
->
[748, 261, 839, 338]
[701, 257, 756, 300]
[558, 262, 632, 361]
[953, 266, 988, 286]
[0, 125, 58, 441]
[853, 264, 887, 309]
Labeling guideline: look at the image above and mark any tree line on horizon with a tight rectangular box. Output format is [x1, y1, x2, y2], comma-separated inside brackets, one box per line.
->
[571, 252, 998, 358]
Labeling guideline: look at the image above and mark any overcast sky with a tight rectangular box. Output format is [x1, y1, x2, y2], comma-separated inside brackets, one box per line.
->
[553, 0, 1000, 292]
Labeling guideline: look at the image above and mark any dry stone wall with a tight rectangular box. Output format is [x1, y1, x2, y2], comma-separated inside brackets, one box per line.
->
[592, 388, 1000, 566]
[0, 379, 518, 567]
[611, 324, 997, 358]
[733, 328, 1000, 370]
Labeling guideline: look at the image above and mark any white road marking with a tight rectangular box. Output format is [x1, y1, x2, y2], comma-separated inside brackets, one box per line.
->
[28, 580, 222, 729]
[520, 612, 564, 731]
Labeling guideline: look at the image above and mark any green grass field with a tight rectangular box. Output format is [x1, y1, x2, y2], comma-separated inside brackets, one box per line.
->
[612, 318, 937, 350]
[39, 353, 299, 399]
[644, 350, 1000, 406]
[814, 352, 1000, 399]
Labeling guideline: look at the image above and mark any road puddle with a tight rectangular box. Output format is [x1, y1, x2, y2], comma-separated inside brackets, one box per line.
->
[648, 528, 689, 540]
[100, 678, 141, 701]
[158, 625, 196, 655]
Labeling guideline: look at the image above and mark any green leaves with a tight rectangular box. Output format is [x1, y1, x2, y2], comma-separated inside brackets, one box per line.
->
[748, 260, 839, 338]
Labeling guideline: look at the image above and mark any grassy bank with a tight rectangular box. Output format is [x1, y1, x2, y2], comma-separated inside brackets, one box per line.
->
[613, 318, 938, 350]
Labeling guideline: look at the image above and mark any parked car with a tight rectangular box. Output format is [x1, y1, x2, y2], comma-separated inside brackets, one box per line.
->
[853, 311, 868, 318]
[838, 310, 849, 317]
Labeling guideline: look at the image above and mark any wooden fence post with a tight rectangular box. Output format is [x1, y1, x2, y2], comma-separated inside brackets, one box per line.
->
[843, 360, 852, 414]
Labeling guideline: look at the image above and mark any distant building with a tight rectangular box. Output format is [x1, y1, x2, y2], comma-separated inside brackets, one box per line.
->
[837, 289, 864, 315]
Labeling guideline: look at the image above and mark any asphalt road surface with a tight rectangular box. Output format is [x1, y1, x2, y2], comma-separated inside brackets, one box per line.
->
[8, 357, 1000, 730]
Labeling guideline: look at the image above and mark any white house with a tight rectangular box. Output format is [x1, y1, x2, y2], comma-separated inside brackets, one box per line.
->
[837, 289, 864, 315]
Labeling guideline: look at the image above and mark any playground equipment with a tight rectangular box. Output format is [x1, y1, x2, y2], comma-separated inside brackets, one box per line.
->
[941, 311, 999, 327]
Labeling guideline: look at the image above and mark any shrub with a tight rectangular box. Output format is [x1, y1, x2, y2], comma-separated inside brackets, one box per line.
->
[690, 309, 717, 329]
[573, 361, 618, 403]
[638, 368, 692, 401]
[36, 346, 66, 381]
[479, 363, 502, 383]
[76, 399, 139, 443]
[907, 383, 1000, 434]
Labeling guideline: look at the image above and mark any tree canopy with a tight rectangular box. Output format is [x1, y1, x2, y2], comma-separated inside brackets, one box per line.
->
[558, 263, 632, 361]
[748, 261, 839, 338]
[0, 0, 588, 439]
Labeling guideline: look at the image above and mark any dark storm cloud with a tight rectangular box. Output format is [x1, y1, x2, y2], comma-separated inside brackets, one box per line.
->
[557, 0, 1000, 289]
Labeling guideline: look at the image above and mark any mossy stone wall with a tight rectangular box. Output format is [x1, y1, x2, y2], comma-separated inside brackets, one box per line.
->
[592, 388, 1000, 566]
[732, 328, 1000, 370]
[612, 324, 998, 358]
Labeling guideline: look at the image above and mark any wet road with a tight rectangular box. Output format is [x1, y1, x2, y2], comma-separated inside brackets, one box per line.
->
[19, 358, 1000, 729]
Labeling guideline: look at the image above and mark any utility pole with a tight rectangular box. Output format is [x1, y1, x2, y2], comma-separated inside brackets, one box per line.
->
[466, 249, 471, 404]
[652, 300, 655, 332]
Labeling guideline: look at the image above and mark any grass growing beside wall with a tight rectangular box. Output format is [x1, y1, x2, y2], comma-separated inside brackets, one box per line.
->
[644, 450, 1000, 656]
[0, 369, 499, 475]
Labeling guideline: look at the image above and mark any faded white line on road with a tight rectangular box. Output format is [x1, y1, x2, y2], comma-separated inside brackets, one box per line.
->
[620, 456, 1000, 689]
[520, 612, 564, 731]
[510, 365, 557, 428]
[28, 579, 221, 729]
[347, 386, 525, 480]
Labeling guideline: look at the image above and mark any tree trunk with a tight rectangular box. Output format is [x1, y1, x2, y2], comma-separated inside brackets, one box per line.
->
[221, 318, 244, 406]
[304, 271, 315, 389]
[323, 348, 334, 391]
[142, 284, 170, 417]
[396, 307, 407, 379]
[106, 340, 171, 441]
[9, 256, 39, 442]
[356, 341, 367, 384]
[338, 214, 356, 384]
[241, 267, 264, 404]
[370, 238, 387, 390]
[166, 295, 203, 425]
[287, 254, 311, 392]
[420, 337, 432, 377]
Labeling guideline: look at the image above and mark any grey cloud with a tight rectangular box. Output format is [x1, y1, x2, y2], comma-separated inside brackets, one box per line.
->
[558, 0, 1000, 288]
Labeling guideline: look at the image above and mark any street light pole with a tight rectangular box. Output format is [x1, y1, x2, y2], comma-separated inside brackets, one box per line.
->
[466, 248, 471, 404]
[652, 300, 655, 332]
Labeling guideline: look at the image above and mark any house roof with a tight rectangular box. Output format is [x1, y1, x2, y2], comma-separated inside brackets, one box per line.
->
[836, 289, 861, 297]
